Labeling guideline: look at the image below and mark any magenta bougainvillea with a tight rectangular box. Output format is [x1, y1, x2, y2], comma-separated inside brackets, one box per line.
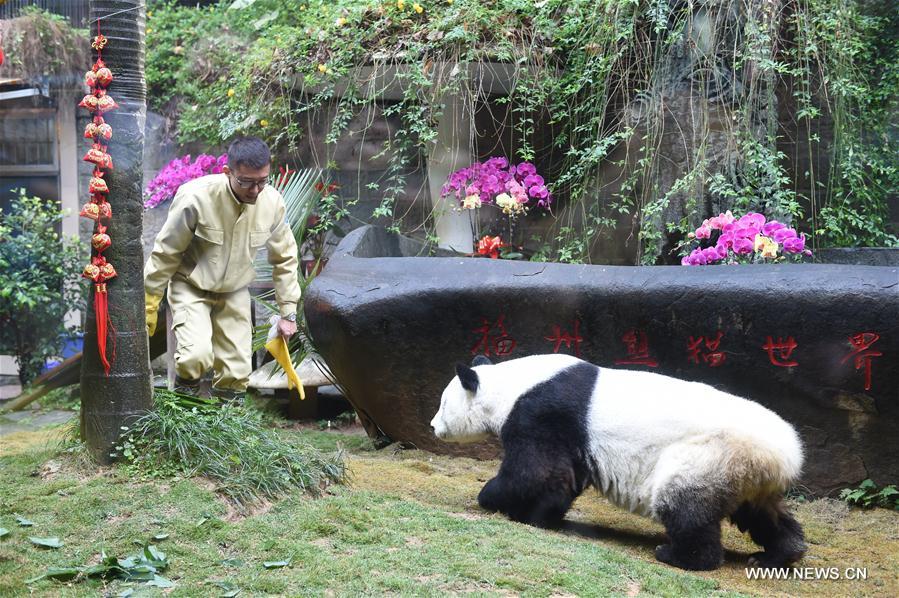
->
[143, 153, 227, 209]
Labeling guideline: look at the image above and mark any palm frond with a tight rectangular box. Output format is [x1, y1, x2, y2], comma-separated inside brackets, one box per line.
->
[255, 167, 322, 282]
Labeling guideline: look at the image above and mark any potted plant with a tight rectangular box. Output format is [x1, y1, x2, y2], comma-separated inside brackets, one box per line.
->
[441, 157, 553, 259]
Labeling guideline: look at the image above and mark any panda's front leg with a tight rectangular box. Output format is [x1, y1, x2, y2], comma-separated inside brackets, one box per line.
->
[478, 473, 542, 524]
[478, 461, 578, 529]
[478, 474, 544, 525]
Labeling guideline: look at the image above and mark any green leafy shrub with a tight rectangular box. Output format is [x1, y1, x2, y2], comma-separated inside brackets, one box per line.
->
[0, 6, 89, 83]
[839, 479, 899, 510]
[0, 190, 84, 386]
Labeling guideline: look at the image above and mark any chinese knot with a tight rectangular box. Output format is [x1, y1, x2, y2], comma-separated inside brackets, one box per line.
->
[78, 27, 118, 375]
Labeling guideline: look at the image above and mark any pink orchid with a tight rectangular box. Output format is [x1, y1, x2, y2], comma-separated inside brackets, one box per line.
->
[782, 234, 807, 254]
[144, 153, 228, 209]
[708, 211, 735, 230]
[442, 157, 553, 211]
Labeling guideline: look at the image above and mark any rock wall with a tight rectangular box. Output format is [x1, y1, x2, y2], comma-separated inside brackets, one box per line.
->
[306, 226, 899, 495]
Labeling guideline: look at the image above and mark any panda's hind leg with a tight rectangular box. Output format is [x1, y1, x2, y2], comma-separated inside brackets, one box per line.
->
[731, 499, 807, 568]
[654, 486, 726, 571]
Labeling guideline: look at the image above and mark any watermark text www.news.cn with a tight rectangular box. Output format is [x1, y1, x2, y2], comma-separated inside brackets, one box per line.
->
[746, 567, 868, 581]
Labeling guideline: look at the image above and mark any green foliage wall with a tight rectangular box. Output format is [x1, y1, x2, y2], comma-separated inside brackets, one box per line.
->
[146, 0, 899, 263]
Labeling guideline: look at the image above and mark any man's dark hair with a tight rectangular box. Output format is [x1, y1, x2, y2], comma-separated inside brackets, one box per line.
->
[227, 137, 271, 170]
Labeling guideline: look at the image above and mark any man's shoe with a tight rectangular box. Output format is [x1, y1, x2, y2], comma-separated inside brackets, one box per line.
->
[173, 375, 201, 396]
[211, 388, 245, 405]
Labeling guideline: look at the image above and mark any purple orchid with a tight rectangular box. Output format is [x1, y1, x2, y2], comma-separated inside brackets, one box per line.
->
[782, 234, 807, 254]
[442, 157, 553, 211]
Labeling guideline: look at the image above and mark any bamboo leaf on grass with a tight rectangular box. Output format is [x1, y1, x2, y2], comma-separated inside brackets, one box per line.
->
[29, 536, 63, 548]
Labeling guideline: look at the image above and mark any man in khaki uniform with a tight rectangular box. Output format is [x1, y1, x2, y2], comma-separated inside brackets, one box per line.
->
[144, 137, 300, 400]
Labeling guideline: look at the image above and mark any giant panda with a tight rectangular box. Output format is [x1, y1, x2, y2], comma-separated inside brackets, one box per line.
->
[429, 353, 807, 571]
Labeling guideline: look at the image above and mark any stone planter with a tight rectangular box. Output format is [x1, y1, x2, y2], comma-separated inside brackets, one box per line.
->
[304, 226, 899, 495]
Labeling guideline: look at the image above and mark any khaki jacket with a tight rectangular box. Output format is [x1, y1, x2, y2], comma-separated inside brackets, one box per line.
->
[144, 174, 301, 317]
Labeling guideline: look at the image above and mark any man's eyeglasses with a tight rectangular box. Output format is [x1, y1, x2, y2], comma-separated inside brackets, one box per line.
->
[233, 177, 268, 190]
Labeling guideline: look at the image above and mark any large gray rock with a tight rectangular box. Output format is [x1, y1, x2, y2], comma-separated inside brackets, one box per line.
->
[305, 226, 899, 495]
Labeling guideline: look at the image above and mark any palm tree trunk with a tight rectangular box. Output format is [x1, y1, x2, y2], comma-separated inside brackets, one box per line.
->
[81, 0, 152, 463]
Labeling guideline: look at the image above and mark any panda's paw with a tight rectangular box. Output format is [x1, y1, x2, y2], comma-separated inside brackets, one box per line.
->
[655, 544, 723, 571]
[654, 544, 675, 565]
[748, 551, 788, 569]
[477, 477, 507, 512]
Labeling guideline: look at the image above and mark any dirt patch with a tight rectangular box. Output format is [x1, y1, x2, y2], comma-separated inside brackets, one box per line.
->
[281, 421, 366, 435]
[38, 459, 62, 479]
[310, 537, 332, 549]
[103, 511, 134, 525]
[218, 493, 275, 523]
[190, 477, 276, 522]
[623, 580, 642, 597]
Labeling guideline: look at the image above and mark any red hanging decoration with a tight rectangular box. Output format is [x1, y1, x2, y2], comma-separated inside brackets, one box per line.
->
[84, 143, 114, 169]
[89, 174, 109, 195]
[81, 256, 117, 375]
[84, 118, 113, 141]
[78, 23, 118, 376]
[91, 224, 112, 252]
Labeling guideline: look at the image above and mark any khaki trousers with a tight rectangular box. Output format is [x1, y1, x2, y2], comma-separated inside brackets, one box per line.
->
[167, 275, 252, 391]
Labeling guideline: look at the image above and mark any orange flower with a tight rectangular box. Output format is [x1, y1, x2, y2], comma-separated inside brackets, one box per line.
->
[477, 235, 506, 259]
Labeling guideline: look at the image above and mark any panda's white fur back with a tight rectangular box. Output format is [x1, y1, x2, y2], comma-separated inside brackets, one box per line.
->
[586, 367, 803, 518]
[457, 355, 803, 520]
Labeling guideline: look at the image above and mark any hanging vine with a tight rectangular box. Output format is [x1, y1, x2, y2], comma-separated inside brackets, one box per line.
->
[145, 0, 899, 263]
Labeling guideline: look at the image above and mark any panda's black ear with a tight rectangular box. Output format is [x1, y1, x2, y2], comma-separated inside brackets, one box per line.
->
[455, 363, 479, 393]
[471, 355, 492, 367]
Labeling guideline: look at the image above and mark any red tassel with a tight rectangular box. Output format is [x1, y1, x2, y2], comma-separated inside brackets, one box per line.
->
[95, 283, 113, 376]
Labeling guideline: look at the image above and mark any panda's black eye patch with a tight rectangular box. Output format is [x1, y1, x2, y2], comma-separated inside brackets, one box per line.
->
[456, 363, 480, 393]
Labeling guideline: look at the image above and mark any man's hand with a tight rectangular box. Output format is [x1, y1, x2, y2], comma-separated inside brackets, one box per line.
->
[277, 317, 297, 338]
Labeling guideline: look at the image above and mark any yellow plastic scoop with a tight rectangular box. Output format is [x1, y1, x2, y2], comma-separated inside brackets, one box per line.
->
[264, 316, 305, 399]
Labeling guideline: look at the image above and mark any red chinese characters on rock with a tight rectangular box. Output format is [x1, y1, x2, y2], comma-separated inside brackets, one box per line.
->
[471, 314, 517, 357]
[840, 332, 882, 391]
[545, 319, 584, 357]
[762, 336, 799, 368]
[687, 331, 727, 367]
[461, 324, 886, 392]
[614, 329, 659, 367]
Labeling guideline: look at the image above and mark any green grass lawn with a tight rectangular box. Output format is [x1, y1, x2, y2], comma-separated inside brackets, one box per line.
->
[1, 421, 896, 597]
[0, 425, 737, 597]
